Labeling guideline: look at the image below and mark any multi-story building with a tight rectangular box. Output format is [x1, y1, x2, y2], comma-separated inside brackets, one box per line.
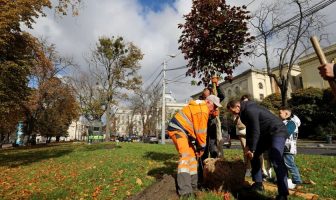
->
[111, 92, 186, 137]
[114, 109, 143, 137]
[191, 43, 336, 103]
[66, 116, 89, 141]
[191, 66, 302, 103]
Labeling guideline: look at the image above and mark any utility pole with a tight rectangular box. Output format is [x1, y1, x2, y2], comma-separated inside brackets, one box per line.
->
[161, 60, 166, 144]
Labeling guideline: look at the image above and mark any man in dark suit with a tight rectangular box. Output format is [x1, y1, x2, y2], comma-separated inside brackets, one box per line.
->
[227, 100, 289, 200]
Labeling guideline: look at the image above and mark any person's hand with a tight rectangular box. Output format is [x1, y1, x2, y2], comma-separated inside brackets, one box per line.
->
[244, 146, 254, 160]
[318, 63, 335, 80]
[245, 150, 254, 160]
[212, 108, 219, 117]
[196, 150, 204, 158]
[211, 76, 218, 86]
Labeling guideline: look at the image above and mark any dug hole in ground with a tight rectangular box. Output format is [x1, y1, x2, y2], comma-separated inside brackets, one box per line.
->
[127, 158, 261, 200]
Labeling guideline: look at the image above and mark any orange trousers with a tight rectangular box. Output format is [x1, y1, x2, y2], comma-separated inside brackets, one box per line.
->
[168, 130, 198, 195]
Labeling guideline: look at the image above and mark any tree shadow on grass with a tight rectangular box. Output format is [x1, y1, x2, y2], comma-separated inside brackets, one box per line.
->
[0, 143, 122, 168]
[232, 187, 274, 200]
[81, 143, 121, 151]
[143, 151, 176, 161]
[322, 153, 336, 156]
[147, 161, 177, 179]
[0, 147, 73, 168]
[144, 152, 177, 179]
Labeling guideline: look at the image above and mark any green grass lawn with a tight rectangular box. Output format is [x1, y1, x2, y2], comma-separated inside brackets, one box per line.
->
[0, 142, 335, 200]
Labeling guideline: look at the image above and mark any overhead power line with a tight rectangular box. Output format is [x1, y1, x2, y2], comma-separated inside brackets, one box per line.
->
[166, 65, 188, 71]
[145, 70, 163, 90]
[253, 0, 336, 40]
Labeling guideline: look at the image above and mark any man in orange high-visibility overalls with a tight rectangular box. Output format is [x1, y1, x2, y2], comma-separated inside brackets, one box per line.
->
[167, 95, 222, 198]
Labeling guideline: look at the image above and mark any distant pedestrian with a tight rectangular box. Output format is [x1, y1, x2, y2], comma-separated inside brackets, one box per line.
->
[279, 107, 302, 189]
[227, 100, 289, 200]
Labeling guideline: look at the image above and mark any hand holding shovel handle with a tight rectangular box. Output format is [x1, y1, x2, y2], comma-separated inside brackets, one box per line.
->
[310, 36, 336, 96]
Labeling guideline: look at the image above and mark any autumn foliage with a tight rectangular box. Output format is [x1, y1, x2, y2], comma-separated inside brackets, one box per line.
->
[0, 0, 80, 143]
[178, 0, 254, 85]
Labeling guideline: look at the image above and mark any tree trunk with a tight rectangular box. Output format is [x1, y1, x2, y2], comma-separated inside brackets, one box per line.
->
[6, 132, 10, 143]
[46, 136, 51, 143]
[30, 134, 36, 145]
[0, 133, 4, 147]
[75, 120, 78, 140]
[56, 136, 60, 142]
[105, 104, 111, 141]
[281, 85, 288, 107]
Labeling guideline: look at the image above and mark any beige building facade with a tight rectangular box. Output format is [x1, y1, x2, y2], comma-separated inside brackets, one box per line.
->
[191, 43, 336, 102]
[191, 66, 302, 102]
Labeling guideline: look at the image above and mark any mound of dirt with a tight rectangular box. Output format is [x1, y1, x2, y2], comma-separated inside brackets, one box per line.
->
[127, 174, 179, 200]
[202, 158, 245, 191]
[128, 159, 246, 200]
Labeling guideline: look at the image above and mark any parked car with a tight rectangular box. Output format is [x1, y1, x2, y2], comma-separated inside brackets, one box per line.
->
[144, 136, 159, 144]
[130, 135, 140, 142]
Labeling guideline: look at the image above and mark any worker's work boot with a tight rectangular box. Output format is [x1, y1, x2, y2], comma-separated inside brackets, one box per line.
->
[249, 182, 264, 192]
[275, 195, 288, 200]
[179, 193, 195, 200]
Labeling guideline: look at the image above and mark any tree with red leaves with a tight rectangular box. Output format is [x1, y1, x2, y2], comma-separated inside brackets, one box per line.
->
[178, 0, 254, 85]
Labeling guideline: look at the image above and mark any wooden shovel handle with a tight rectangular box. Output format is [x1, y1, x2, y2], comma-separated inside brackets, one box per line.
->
[310, 36, 336, 96]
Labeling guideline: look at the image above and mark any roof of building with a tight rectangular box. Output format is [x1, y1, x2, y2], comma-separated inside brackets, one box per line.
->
[298, 43, 336, 65]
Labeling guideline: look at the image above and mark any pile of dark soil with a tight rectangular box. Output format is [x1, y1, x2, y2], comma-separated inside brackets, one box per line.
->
[127, 174, 179, 200]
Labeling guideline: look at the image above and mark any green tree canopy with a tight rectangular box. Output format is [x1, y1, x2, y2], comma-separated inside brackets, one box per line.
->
[88, 36, 143, 141]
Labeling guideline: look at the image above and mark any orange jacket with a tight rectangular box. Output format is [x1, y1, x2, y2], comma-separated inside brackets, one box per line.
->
[168, 100, 209, 148]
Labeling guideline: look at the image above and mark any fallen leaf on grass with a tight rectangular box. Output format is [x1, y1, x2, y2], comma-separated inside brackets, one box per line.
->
[136, 178, 143, 185]
[126, 191, 131, 196]
[309, 180, 316, 185]
[92, 186, 102, 198]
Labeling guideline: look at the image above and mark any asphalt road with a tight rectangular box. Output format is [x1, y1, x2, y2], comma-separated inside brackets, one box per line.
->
[228, 145, 336, 156]
[297, 147, 336, 156]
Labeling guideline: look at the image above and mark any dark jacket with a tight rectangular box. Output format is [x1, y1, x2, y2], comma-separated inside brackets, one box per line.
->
[207, 86, 225, 136]
[239, 101, 288, 151]
[334, 64, 336, 80]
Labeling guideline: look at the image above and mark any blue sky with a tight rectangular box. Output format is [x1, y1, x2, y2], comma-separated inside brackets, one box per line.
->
[138, 0, 176, 12]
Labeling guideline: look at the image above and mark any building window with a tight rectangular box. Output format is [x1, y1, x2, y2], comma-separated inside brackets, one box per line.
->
[299, 77, 303, 88]
[259, 94, 264, 100]
[228, 89, 232, 96]
[235, 86, 240, 94]
[258, 82, 263, 89]
[292, 76, 297, 86]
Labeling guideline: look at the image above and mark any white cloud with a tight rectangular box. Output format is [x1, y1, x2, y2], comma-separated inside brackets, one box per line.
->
[23, 0, 336, 102]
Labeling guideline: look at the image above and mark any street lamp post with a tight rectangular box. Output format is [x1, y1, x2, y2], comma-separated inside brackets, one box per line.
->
[161, 54, 176, 144]
[161, 60, 167, 144]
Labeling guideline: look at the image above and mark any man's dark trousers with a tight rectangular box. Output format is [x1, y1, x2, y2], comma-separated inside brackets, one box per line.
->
[251, 136, 289, 196]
